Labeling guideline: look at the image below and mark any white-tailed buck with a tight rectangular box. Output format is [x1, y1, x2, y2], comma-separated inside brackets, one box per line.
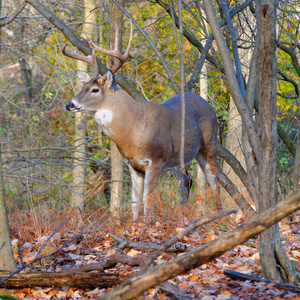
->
[62, 23, 221, 219]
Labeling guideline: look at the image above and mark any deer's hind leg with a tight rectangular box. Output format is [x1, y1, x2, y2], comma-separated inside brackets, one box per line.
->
[172, 167, 192, 205]
[196, 147, 221, 210]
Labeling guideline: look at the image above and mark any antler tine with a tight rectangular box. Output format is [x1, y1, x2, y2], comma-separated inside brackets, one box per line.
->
[122, 20, 133, 63]
[89, 20, 133, 75]
[62, 43, 99, 78]
[62, 43, 93, 66]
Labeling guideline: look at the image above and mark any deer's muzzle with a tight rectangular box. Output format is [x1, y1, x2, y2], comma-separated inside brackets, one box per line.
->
[65, 101, 82, 111]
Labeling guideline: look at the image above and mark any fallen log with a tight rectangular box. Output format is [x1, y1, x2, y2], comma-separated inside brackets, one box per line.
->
[72, 253, 147, 273]
[224, 270, 300, 293]
[97, 192, 300, 300]
[0, 272, 126, 289]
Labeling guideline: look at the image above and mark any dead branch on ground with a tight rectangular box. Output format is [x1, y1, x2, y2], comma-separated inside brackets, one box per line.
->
[97, 192, 300, 300]
[141, 207, 239, 271]
[71, 253, 147, 273]
[224, 270, 300, 293]
[107, 233, 193, 253]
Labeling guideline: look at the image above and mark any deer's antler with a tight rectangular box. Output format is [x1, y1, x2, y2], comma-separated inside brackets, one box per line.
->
[89, 20, 133, 83]
[62, 20, 133, 83]
[62, 43, 99, 79]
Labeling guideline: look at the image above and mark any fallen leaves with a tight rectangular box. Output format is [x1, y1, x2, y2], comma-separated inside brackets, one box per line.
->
[5, 209, 300, 299]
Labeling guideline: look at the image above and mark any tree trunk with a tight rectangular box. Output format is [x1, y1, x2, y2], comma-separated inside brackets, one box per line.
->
[293, 131, 300, 194]
[196, 62, 207, 212]
[290, 131, 300, 222]
[70, 0, 96, 210]
[222, 6, 253, 209]
[110, 142, 123, 218]
[196, 8, 208, 212]
[0, 143, 17, 272]
[108, 0, 125, 219]
[70, 112, 86, 210]
[256, 0, 298, 282]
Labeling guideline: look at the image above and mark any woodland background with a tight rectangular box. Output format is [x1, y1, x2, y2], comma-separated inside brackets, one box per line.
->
[1, 0, 299, 216]
[0, 0, 300, 299]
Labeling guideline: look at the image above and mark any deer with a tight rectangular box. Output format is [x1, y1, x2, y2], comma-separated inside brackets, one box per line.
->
[62, 23, 221, 220]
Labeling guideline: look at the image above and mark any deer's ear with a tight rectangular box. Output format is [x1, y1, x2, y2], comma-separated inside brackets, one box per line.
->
[75, 70, 91, 84]
[105, 70, 117, 91]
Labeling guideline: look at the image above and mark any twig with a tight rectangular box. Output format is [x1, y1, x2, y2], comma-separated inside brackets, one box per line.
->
[0, 2, 27, 26]
[36, 218, 67, 258]
[0, 218, 97, 286]
[111, 0, 179, 93]
[107, 233, 193, 253]
[141, 207, 239, 271]
[158, 281, 194, 300]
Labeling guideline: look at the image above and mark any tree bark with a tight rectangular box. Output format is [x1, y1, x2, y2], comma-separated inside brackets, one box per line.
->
[70, 112, 86, 210]
[108, 0, 125, 219]
[110, 142, 123, 218]
[217, 168, 256, 218]
[0, 272, 126, 288]
[70, 0, 96, 210]
[98, 192, 300, 300]
[293, 131, 300, 194]
[0, 143, 17, 272]
[196, 18, 208, 211]
[221, 5, 254, 208]
[255, 0, 298, 282]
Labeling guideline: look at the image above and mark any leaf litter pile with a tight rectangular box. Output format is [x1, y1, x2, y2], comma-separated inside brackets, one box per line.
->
[4, 205, 300, 300]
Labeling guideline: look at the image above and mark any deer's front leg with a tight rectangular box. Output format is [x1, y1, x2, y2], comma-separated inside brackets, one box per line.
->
[143, 161, 162, 221]
[128, 164, 144, 220]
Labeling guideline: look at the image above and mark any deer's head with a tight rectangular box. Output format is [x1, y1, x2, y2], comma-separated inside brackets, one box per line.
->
[62, 22, 133, 113]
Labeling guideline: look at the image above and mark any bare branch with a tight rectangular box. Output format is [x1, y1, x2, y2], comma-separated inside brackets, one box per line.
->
[0, 2, 27, 27]
[278, 43, 300, 77]
[202, 0, 260, 162]
[24, 0, 145, 103]
[217, 167, 257, 217]
[216, 140, 259, 208]
[111, 0, 179, 94]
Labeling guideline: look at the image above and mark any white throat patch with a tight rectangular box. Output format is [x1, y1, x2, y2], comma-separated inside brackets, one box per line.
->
[94, 109, 113, 126]
[94, 109, 113, 135]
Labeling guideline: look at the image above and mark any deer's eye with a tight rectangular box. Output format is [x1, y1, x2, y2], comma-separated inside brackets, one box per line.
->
[92, 89, 99, 93]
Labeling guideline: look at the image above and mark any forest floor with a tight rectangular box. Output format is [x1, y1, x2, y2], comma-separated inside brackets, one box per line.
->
[2, 203, 300, 300]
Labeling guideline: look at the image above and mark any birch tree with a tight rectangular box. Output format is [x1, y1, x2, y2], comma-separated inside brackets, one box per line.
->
[108, 0, 126, 219]
[0, 142, 17, 272]
[70, 0, 96, 211]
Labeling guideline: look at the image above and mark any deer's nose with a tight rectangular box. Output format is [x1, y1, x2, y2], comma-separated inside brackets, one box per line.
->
[65, 102, 74, 111]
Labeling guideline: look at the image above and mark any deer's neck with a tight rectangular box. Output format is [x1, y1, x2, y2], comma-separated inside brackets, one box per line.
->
[94, 90, 147, 139]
